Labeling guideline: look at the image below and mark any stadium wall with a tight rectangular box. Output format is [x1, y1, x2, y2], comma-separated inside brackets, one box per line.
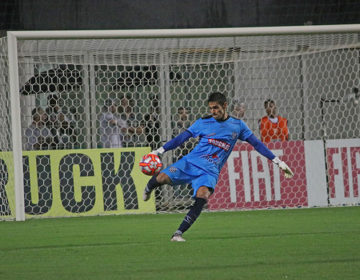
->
[1, 139, 359, 219]
[209, 138, 360, 210]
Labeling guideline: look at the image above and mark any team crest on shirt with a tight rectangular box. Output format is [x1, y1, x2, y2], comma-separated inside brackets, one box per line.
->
[232, 132, 238, 140]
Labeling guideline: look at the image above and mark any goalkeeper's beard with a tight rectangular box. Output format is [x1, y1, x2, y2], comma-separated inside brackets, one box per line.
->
[213, 111, 228, 121]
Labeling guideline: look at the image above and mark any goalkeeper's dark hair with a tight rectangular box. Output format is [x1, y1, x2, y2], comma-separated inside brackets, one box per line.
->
[208, 92, 227, 106]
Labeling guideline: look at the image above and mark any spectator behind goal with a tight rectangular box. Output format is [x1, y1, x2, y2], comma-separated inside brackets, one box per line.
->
[231, 99, 246, 119]
[98, 98, 128, 148]
[45, 94, 75, 149]
[24, 107, 53, 150]
[259, 99, 289, 143]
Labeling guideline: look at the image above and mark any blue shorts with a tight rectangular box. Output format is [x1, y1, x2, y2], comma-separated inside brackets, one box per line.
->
[161, 157, 217, 197]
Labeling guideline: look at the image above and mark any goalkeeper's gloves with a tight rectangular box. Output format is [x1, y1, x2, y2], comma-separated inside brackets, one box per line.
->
[272, 157, 294, 178]
[149, 147, 165, 156]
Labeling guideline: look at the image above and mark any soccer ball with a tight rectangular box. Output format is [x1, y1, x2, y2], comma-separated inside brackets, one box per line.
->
[139, 154, 163, 176]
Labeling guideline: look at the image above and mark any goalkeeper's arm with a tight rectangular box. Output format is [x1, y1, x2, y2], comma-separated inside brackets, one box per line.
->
[150, 130, 192, 156]
[246, 134, 294, 178]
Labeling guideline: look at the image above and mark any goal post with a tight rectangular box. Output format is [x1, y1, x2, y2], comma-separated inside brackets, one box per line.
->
[7, 32, 25, 221]
[1, 25, 360, 221]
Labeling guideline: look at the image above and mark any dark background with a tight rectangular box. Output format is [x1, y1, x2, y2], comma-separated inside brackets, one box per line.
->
[1, 0, 359, 36]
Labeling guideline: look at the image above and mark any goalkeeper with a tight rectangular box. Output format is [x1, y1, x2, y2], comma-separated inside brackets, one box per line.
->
[143, 92, 294, 242]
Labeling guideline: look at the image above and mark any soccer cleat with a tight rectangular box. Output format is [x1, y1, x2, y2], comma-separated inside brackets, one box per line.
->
[143, 187, 152, 201]
[171, 233, 186, 242]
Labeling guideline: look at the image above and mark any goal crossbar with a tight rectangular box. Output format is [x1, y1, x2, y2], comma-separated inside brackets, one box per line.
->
[7, 24, 360, 40]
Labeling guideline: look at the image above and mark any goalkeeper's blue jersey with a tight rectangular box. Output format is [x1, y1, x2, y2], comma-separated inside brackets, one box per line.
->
[184, 115, 253, 176]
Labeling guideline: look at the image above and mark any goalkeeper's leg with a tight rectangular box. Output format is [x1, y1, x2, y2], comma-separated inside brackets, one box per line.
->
[143, 172, 171, 201]
[171, 186, 211, 242]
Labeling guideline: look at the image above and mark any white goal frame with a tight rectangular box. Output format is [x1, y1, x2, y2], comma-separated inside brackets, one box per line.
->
[6, 24, 360, 221]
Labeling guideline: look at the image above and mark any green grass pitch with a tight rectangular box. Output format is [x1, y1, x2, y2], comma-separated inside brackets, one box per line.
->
[1, 207, 360, 280]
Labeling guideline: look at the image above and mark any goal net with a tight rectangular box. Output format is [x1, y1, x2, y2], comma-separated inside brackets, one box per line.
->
[1, 26, 360, 220]
[0, 38, 14, 219]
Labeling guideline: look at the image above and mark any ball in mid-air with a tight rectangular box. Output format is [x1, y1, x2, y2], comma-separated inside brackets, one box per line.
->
[139, 154, 163, 176]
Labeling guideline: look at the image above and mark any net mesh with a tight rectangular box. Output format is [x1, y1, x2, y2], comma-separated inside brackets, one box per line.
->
[0, 37, 14, 219]
[1, 30, 360, 219]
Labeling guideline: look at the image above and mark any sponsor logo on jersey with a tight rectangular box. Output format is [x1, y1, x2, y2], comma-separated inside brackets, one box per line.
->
[208, 138, 230, 151]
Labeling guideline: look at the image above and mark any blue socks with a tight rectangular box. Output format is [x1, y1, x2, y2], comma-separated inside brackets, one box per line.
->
[145, 176, 208, 236]
[177, 197, 207, 234]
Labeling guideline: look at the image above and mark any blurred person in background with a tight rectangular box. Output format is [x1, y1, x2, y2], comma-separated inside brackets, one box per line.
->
[144, 97, 161, 150]
[172, 107, 191, 136]
[24, 107, 53, 150]
[259, 99, 289, 143]
[232, 99, 246, 119]
[119, 96, 146, 147]
[98, 98, 128, 148]
[45, 94, 75, 149]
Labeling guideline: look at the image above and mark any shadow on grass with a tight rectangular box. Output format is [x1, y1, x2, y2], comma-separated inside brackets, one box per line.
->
[198, 230, 360, 240]
[3, 230, 359, 252]
[0, 241, 149, 252]
[135, 257, 360, 273]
